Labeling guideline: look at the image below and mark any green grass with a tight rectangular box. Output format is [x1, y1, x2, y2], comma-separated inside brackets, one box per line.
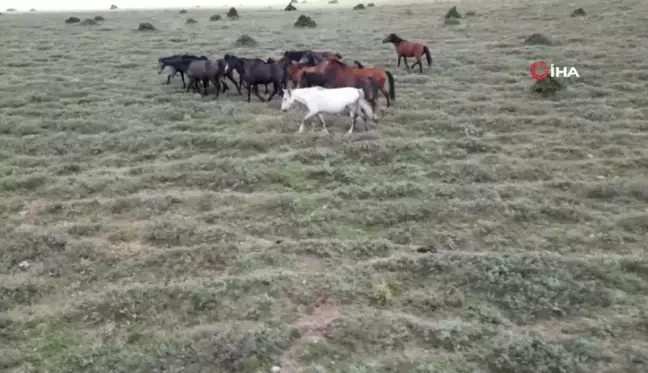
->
[1, 0, 648, 372]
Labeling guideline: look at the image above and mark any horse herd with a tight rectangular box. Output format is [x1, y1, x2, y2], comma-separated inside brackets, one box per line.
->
[156, 33, 432, 133]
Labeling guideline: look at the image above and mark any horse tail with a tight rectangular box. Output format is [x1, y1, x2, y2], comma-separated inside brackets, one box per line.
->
[354, 60, 364, 69]
[423, 46, 432, 66]
[335, 53, 343, 59]
[386, 70, 395, 100]
[357, 89, 377, 123]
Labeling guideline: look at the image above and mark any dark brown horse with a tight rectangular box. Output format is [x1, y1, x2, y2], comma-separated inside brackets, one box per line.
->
[323, 59, 395, 107]
[185, 59, 222, 97]
[282, 50, 342, 64]
[382, 33, 432, 73]
[280, 58, 330, 88]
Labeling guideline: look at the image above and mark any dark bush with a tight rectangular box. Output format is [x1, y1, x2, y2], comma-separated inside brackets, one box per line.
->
[367, 2, 375, 7]
[445, 6, 461, 19]
[531, 76, 564, 97]
[234, 34, 257, 47]
[571, 8, 586, 17]
[294, 14, 317, 28]
[466, 11, 476, 16]
[210, 14, 222, 21]
[94, 15, 105, 21]
[353, 3, 365, 10]
[110, 4, 118, 9]
[444, 18, 460, 25]
[285, 2, 297, 11]
[80, 18, 99, 25]
[525, 33, 552, 45]
[186, 18, 197, 24]
[227, 7, 239, 19]
[65, 16, 81, 24]
[137, 22, 156, 31]
[179, 9, 187, 14]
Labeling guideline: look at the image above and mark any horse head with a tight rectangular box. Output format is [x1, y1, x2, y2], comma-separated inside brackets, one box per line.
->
[382, 33, 402, 44]
[281, 86, 294, 112]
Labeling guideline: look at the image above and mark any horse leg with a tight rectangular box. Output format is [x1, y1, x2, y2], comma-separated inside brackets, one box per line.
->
[247, 83, 252, 102]
[266, 82, 279, 101]
[402, 57, 410, 70]
[411, 58, 422, 73]
[264, 84, 269, 94]
[227, 73, 241, 94]
[180, 72, 186, 88]
[202, 78, 209, 96]
[253, 84, 266, 102]
[379, 84, 391, 107]
[317, 114, 329, 134]
[186, 78, 193, 92]
[299, 109, 318, 133]
[397, 55, 402, 67]
[166, 74, 172, 85]
[347, 107, 357, 135]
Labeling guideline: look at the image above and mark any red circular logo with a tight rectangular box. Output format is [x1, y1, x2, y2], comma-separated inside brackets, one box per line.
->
[530, 61, 549, 80]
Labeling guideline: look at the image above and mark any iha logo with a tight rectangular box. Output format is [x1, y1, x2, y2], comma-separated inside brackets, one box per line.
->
[530, 61, 580, 80]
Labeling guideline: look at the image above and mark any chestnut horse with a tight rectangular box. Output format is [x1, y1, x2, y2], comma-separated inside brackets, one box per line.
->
[382, 33, 432, 73]
[322, 59, 395, 107]
[280, 58, 330, 88]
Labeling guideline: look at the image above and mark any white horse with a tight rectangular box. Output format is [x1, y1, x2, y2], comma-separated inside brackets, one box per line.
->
[280, 86, 378, 134]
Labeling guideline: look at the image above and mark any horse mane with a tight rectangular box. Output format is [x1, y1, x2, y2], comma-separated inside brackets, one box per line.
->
[329, 58, 346, 68]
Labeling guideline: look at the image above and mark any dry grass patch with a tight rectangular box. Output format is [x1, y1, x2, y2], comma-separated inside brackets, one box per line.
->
[1, 0, 647, 372]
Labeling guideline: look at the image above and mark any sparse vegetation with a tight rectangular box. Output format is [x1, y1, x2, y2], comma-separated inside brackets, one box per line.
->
[1, 1, 648, 372]
[137, 22, 156, 31]
[64, 16, 81, 24]
[294, 14, 317, 28]
[210, 14, 222, 21]
[571, 7, 587, 17]
[227, 7, 239, 19]
[353, 3, 366, 10]
[110, 4, 118, 9]
[6, 8, 16, 11]
[329, 0, 338, 3]
[30, 8, 36, 11]
[445, 18, 461, 25]
[367, 2, 375, 6]
[234, 34, 257, 46]
[445, 5, 461, 19]
[466, 11, 476, 16]
[525, 32, 553, 45]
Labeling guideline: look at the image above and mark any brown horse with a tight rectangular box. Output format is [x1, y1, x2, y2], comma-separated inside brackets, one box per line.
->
[382, 33, 432, 73]
[323, 59, 395, 107]
[281, 58, 330, 88]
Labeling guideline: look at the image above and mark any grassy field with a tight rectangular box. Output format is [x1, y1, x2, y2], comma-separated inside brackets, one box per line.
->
[2, 0, 648, 372]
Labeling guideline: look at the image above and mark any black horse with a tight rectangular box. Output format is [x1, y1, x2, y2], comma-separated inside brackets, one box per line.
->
[224, 56, 289, 102]
[185, 59, 223, 97]
[158, 54, 208, 88]
[223, 54, 270, 94]
[301, 71, 379, 111]
[282, 50, 342, 64]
